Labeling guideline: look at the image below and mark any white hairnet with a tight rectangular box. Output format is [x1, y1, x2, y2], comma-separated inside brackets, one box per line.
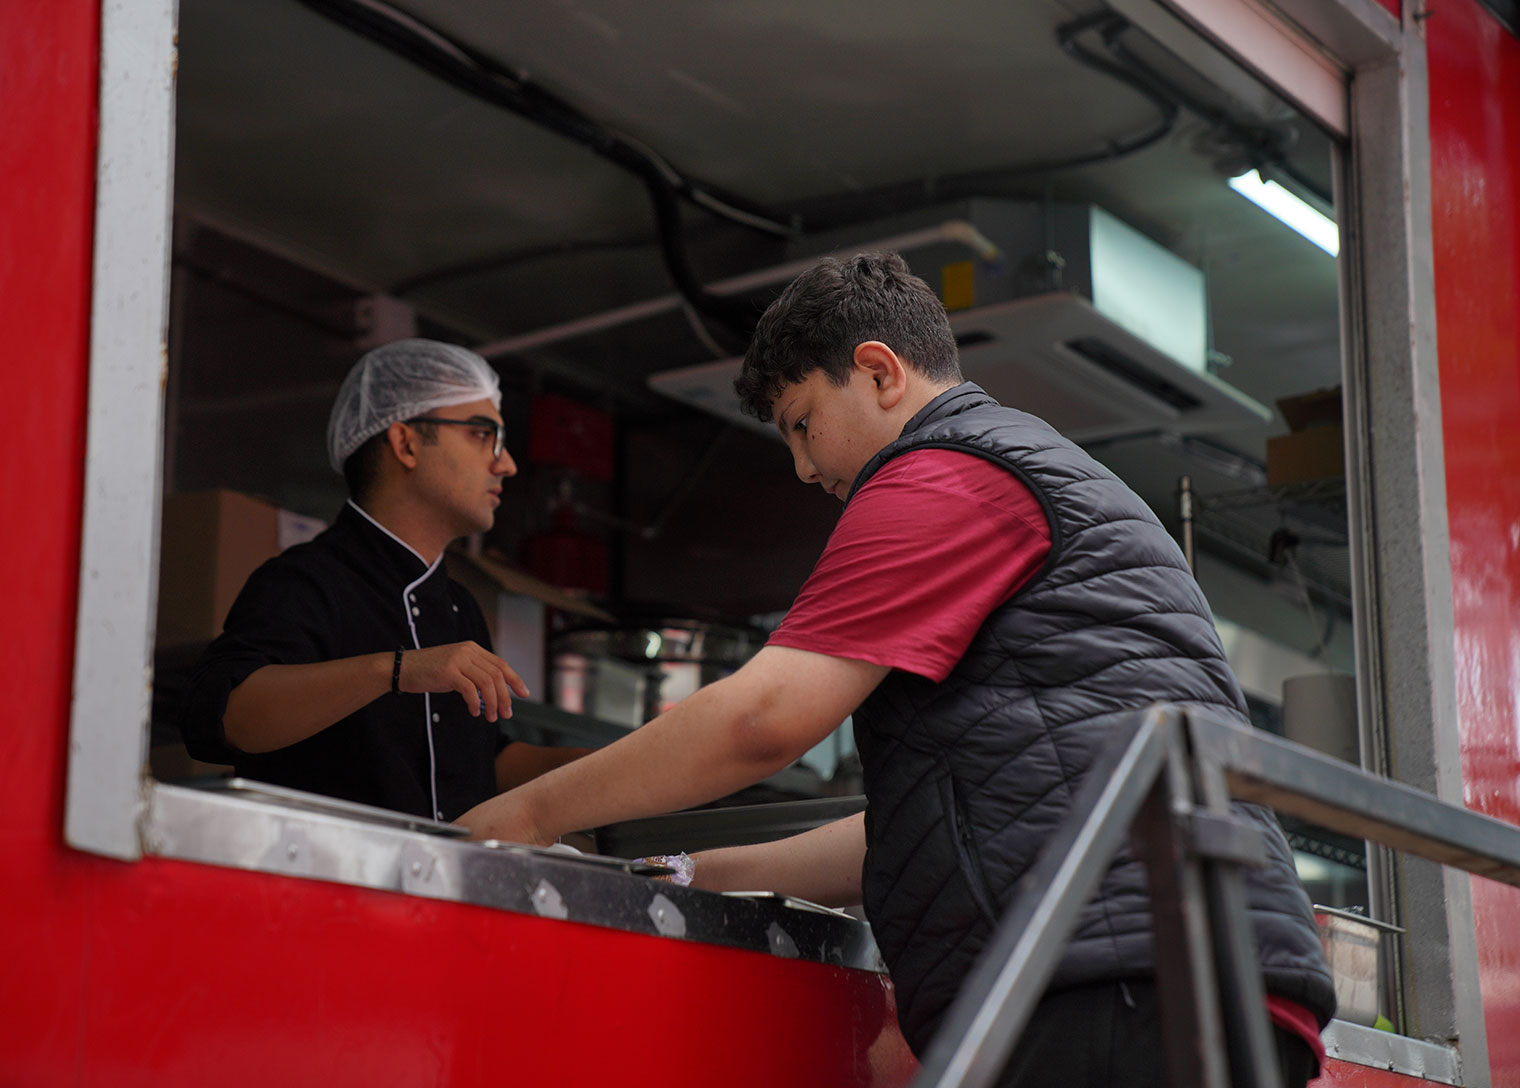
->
[327, 338, 502, 473]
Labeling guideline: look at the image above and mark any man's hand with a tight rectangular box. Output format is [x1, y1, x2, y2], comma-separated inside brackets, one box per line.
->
[399, 641, 529, 721]
[457, 791, 548, 845]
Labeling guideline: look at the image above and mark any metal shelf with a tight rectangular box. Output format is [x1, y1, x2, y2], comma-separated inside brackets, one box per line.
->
[1190, 476, 1351, 614]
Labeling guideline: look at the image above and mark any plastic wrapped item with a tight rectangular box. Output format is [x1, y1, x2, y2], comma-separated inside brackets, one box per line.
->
[327, 338, 501, 472]
[638, 852, 695, 887]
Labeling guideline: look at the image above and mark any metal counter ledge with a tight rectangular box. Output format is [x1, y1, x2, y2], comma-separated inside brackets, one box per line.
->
[141, 779, 886, 973]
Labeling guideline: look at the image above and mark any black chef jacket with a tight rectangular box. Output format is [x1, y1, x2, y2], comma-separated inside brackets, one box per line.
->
[179, 500, 511, 820]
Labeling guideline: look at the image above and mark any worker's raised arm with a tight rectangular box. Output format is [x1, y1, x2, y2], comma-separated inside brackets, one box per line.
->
[456, 645, 888, 844]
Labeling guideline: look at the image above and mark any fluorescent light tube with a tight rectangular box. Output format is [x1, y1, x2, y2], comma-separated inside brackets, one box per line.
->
[1228, 169, 1339, 257]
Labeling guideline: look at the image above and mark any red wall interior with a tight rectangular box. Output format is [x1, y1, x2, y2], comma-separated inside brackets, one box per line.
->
[1428, 0, 1520, 1080]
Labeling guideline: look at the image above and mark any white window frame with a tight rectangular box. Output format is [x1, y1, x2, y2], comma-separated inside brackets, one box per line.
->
[66, 0, 178, 860]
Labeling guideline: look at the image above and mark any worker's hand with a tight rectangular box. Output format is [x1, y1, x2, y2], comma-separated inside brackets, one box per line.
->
[398, 641, 529, 722]
[456, 792, 548, 845]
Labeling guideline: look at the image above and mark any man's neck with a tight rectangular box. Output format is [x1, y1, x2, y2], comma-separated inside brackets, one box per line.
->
[350, 494, 453, 567]
[896, 379, 961, 428]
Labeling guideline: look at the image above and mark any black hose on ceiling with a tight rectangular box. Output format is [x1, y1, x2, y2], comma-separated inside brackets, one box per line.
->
[783, 12, 1184, 231]
[1051, 12, 1181, 167]
[1099, 29, 1333, 208]
[291, 0, 784, 345]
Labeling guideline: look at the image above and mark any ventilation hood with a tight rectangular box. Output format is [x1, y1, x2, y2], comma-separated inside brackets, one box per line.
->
[647, 200, 1272, 442]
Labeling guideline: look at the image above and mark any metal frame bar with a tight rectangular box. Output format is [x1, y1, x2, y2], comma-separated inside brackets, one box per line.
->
[1134, 727, 1232, 1088]
[1338, 10, 1480, 1067]
[914, 704, 1518, 1087]
[909, 707, 1176, 1088]
[1192, 715, 1520, 889]
[1109, 0, 1349, 134]
[65, 0, 179, 860]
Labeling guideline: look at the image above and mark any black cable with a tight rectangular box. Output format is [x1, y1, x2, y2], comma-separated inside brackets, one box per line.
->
[787, 12, 1182, 230]
[1101, 32, 1333, 207]
[390, 233, 658, 298]
[292, 0, 780, 343]
[1051, 12, 1181, 165]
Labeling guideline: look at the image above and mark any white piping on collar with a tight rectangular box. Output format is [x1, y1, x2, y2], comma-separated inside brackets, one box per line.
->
[346, 498, 442, 577]
[347, 498, 444, 821]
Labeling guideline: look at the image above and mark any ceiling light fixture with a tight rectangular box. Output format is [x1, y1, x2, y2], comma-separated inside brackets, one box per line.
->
[1228, 169, 1339, 257]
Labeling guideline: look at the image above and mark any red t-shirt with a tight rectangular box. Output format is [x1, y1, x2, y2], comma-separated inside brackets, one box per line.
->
[769, 449, 1051, 677]
[769, 446, 1326, 1072]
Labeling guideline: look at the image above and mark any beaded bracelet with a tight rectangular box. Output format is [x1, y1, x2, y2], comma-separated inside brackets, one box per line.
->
[392, 648, 405, 696]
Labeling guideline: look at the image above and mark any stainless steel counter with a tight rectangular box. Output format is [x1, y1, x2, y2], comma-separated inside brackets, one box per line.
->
[142, 780, 885, 973]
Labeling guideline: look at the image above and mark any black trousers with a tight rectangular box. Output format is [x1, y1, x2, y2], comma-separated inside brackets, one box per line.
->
[995, 980, 1319, 1088]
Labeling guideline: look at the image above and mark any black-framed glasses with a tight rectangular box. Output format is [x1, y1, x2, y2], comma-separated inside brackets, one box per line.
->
[405, 415, 506, 459]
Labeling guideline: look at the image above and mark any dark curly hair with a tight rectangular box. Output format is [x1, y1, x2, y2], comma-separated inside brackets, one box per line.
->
[735, 251, 962, 422]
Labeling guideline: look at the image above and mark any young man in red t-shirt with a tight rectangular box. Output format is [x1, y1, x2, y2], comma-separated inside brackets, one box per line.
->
[461, 253, 1330, 1085]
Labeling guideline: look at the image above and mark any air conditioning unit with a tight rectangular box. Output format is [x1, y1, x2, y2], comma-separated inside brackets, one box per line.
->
[648, 200, 1271, 442]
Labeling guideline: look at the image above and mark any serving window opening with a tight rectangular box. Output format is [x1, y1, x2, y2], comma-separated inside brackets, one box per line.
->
[75, 0, 1433, 1049]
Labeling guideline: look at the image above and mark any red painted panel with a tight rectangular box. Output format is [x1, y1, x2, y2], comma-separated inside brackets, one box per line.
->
[1429, 0, 1520, 1083]
[0, 846, 915, 1086]
[0, 0, 95, 841]
[1321, 1060, 1444, 1087]
[0, 2, 99, 1079]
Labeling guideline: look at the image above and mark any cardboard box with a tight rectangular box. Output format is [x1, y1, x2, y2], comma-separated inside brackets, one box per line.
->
[155, 490, 325, 647]
[1267, 387, 1345, 487]
[1276, 386, 1342, 432]
[1266, 426, 1345, 487]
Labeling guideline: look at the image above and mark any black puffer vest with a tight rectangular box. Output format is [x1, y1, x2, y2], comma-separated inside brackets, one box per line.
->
[851, 384, 1335, 1054]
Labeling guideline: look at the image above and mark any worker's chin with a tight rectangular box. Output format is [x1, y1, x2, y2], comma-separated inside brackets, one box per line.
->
[458, 512, 495, 538]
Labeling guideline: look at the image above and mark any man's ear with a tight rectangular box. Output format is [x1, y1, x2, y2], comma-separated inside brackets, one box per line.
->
[853, 341, 909, 409]
[386, 420, 420, 470]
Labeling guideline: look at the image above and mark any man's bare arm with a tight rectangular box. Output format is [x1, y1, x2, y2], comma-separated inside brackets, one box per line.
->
[689, 812, 866, 908]
[456, 646, 888, 844]
[223, 641, 529, 753]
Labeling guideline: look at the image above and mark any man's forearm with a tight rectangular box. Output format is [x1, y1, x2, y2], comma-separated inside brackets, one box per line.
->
[223, 640, 528, 754]
[457, 646, 888, 846]
[690, 812, 866, 908]
[223, 655, 391, 753]
[495, 741, 596, 791]
[472, 675, 796, 844]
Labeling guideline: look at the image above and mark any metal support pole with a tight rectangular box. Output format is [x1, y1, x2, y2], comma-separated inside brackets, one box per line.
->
[1188, 718, 1285, 1088]
[1178, 474, 1196, 571]
[1132, 732, 1232, 1088]
[910, 708, 1174, 1088]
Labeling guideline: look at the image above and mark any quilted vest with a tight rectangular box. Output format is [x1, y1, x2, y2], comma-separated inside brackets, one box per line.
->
[850, 383, 1335, 1054]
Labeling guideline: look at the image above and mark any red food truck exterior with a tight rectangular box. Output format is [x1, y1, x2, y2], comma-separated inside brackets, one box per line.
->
[2, 0, 1516, 1085]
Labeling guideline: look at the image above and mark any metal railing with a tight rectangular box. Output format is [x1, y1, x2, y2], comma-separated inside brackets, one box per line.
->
[911, 705, 1520, 1088]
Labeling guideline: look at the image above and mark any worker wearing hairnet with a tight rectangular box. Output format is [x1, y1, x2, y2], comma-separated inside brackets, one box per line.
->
[178, 339, 589, 821]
